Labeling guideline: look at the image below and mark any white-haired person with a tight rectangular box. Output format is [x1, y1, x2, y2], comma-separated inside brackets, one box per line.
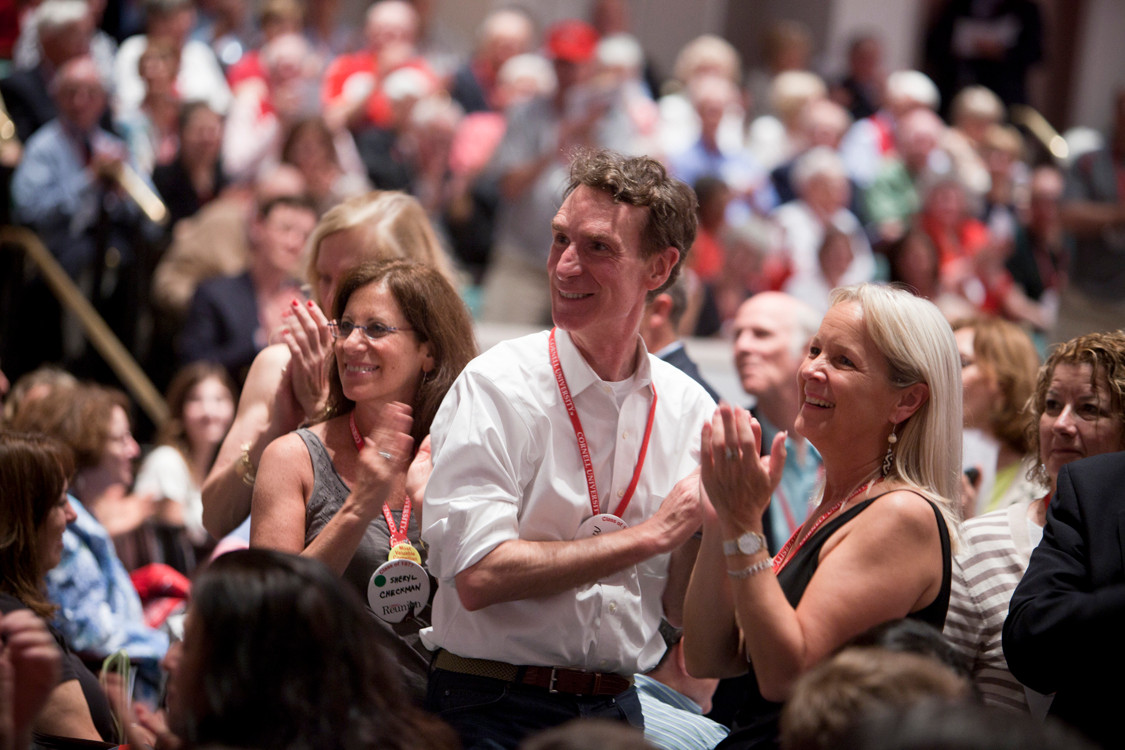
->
[771, 146, 876, 298]
[839, 69, 941, 190]
[685, 283, 961, 749]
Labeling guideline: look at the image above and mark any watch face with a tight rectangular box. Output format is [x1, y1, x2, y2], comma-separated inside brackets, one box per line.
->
[738, 533, 763, 555]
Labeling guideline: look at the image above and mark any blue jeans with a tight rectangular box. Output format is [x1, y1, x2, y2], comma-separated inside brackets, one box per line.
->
[425, 668, 644, 750]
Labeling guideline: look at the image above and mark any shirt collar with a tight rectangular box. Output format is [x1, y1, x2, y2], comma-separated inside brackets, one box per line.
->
[554, 328, 653, 396]
[633, 673, 704, 715]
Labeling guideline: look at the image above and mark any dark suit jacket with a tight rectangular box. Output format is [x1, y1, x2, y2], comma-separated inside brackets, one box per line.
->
[658, 342, 721, 403]
[177, 271, 261, 385]
[0, 65, 56, 143]
[1003, 450, 1125, 748]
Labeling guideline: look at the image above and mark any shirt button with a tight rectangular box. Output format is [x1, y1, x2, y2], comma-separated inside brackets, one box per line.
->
[609, 602, 617, 613]
[617, 489, 624, 498]
[622, 430, 630, 440]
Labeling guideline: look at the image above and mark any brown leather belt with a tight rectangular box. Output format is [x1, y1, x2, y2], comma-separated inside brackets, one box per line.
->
[433, 649, 633, 696]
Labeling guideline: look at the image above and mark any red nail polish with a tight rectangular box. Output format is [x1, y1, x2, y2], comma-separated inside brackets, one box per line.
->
[291, 299, 299, 307]
[307, 300, 315, 308]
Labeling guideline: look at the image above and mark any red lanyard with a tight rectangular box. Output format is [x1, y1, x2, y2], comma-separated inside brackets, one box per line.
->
[549, 328, 657, 519]
[772, 477, 879, 574]
[349, 411, 411, 546]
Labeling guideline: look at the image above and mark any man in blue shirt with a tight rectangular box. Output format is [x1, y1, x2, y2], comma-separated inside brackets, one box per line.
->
[635, 621, 729, 750]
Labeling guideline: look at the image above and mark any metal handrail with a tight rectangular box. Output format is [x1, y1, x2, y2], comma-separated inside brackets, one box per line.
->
[0, 225, 169, 426]
[1010, 104, 1069, 162]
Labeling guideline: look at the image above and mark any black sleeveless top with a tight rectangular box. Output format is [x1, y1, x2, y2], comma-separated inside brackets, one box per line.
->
[716, 490, 953, 750]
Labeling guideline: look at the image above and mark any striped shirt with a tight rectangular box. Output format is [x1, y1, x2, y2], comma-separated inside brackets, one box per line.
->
[943, 499, 1046, 712]
[634, 674, 729, 750]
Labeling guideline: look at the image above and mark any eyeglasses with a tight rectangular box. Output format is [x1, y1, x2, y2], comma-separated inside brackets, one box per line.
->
[328, 320, 413, 341]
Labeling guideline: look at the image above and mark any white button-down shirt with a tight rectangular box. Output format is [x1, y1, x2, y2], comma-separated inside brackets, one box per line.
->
[421, 329, 715, 675]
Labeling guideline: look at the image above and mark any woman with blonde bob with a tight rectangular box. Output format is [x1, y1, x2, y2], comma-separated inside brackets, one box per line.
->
[685, 283, 961, 749]
[201, 191, 457, 539]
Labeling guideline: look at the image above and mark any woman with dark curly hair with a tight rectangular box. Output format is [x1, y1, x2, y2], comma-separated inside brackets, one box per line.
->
[161, 548, 458, 750]
[944, 329, 1125, 714]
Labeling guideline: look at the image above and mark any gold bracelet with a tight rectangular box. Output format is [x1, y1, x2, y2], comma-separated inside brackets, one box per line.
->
[726, 558, 772, 579]
[238, 443, 257, 486]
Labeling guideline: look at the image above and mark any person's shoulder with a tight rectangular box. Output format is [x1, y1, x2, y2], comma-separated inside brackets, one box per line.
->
[649, 353, 717, 408]
[260, 429, 315, 475]
[865, 487, 945, 538]
[0, 66, 37, 93]
[182, 37, 222, 60]
[116, 34, 146, 57]
[463, 330, 551, 379]
[1064, 450, 1125, 485]
[961, 504, 1013, 537]
[236, 342, 291, 406]
[0, 592, 27, 615]
[324, 51, 370, 76]
[139, 444, 186, 472]
[22, 118, 64, 147]
[196, 271, 252, 295]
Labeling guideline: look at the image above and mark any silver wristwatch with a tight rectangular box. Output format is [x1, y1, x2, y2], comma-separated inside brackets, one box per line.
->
[722, 531, 767, 556]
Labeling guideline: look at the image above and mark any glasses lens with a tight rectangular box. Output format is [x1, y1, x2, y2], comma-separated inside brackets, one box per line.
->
[333, 321, 354, 339]
[367, 323, 394, 340]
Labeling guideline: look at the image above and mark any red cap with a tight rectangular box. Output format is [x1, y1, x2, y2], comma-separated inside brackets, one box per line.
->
[546, 19, 599, 63]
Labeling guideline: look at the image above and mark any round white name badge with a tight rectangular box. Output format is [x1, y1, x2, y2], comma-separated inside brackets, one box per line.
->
[367, 558, 430, 624]
[574, 513, 629, 539]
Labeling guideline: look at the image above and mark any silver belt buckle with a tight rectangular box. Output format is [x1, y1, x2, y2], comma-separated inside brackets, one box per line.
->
[548, 667, 560, 694]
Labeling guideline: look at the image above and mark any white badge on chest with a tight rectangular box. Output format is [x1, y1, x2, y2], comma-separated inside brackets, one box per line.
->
[574, 513, 629, 539]
[367, 558, 430, 623]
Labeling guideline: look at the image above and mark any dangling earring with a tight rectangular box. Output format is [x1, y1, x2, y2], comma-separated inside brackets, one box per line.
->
[882, 424, 898, 477]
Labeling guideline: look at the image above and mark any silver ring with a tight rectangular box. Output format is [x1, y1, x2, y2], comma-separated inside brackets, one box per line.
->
[725, 448, 737, 461]
[378, 450, 394, 461]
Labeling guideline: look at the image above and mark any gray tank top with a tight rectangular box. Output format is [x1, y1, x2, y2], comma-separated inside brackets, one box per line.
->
[297, 427, 432, 702]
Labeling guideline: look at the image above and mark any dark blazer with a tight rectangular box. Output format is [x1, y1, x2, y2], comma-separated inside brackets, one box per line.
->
[0, 65, 56, 143]
[658, 342, 721, 403]
[177, 271, 261, 385]
[1003, 450, 1125, 748]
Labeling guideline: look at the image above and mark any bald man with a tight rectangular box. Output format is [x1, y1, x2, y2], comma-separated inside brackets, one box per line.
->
[730, 292, 822, 551]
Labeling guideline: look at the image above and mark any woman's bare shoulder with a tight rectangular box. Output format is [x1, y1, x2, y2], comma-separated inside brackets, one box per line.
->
[861, 486, 945, 539]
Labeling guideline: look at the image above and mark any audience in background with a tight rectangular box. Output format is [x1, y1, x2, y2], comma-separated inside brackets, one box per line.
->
[178, 194, 317, 385]
[114, 0, 231, 119]
[134, 361, 236, 567]
[953, 316, 1042, 518]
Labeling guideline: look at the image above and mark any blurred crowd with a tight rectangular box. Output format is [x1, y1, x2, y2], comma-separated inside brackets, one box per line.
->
[2, 0, 1120, 395]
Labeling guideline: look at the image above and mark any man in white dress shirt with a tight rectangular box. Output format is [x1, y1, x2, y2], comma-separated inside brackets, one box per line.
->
[421, 149, 715, 748]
